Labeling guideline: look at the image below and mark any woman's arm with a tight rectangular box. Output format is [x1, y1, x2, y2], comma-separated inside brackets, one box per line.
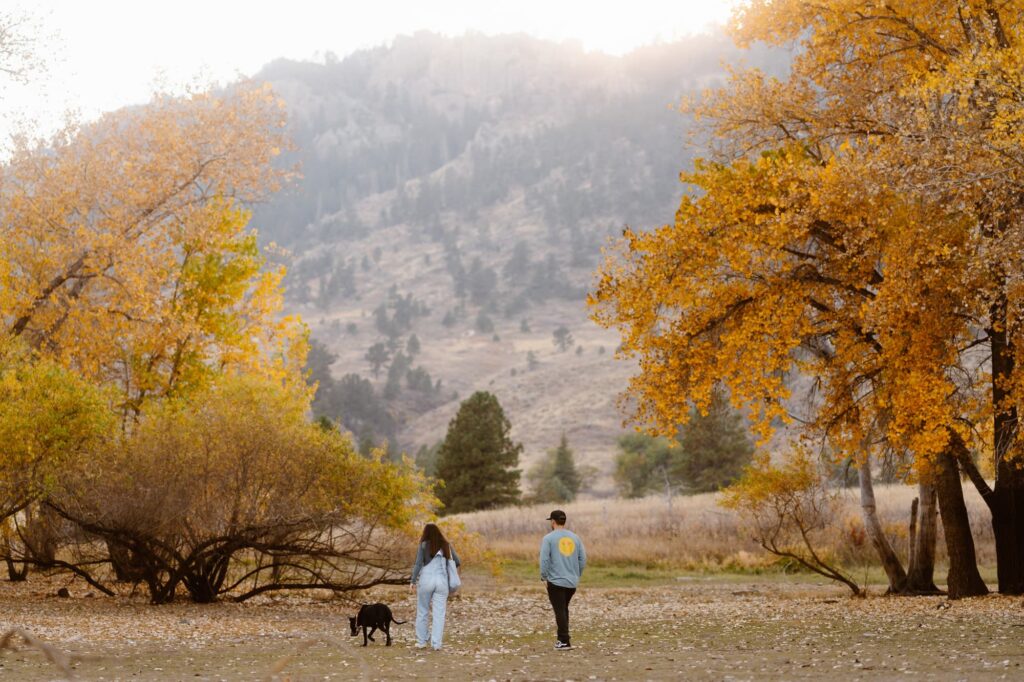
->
[451, 544, 461, 568]
[410, 542, 425, 584]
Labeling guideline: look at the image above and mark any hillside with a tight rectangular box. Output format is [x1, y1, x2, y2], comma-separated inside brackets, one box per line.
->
[251, 31, 790, 492]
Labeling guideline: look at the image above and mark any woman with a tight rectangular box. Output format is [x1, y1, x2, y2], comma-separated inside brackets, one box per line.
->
[410, 522, 461, 650]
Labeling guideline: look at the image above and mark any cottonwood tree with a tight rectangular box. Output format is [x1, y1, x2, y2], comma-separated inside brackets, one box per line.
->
[0, 10, 45, 90]
[0, 81, 300, 422]
[0, 82, 313, 583]
[591, 0, 1024, 597]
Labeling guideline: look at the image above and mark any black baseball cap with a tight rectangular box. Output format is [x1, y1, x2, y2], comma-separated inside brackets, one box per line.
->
[546, 510, 566, 523]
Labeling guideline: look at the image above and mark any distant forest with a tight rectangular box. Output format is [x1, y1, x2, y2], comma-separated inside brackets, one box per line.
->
[252, 31, 789, 307]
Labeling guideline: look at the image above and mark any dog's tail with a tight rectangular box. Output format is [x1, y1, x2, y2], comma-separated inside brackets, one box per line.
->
[391, 617, 407, 625]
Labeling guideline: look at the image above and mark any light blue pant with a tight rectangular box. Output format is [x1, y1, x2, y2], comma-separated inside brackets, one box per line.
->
[415, 566, 449, 649]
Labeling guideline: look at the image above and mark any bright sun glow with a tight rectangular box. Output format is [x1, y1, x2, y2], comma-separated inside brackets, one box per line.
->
[3, 0, 740, 139]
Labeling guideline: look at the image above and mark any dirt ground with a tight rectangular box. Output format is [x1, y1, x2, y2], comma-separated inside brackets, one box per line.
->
[2, 570, 1024, 681]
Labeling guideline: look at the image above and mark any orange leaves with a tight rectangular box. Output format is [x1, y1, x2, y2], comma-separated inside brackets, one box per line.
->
[592, 0, 1024, 482]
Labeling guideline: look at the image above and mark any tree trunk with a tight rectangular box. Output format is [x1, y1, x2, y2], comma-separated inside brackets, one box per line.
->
[1, 533, 29, 582]
[906, 481, 939, 593]
[858, 460, 908, 593]
[992, 460, 1024, 594]
[987, 281, 1024, 594]
[108, 540, 148, 583]
[907, 497, 918, 571]
[934, 440, 988, 598]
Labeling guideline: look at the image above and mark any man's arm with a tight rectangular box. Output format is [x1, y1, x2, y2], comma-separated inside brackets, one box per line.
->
[577, 536, 587, 577]
[539, 535, 551, 582]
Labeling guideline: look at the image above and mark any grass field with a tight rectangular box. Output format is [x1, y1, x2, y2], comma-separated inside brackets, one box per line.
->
[456, 483, 996, 571]
[2, 567, 1023, 680]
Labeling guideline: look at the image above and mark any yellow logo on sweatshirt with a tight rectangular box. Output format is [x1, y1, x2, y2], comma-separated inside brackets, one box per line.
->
[558, 537, 576, 556]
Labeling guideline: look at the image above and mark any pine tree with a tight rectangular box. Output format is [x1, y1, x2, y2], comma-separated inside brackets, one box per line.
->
[676, 389, 754, 493]
[552, 325, 573, 352]
[435, 391, 521, 514]
[528, 433, 581, 503]
[406, 334, 421, 355]
[551, 433, 580, 498]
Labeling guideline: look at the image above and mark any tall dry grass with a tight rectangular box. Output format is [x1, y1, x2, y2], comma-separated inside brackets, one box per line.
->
[455, 483, 995, 571]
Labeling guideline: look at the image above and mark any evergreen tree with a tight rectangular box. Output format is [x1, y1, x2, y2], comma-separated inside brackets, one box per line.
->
[676, 389, 754, 492]
[550, 434, 581, 497]
[612, 388, 754, 496]
[365, 342, 391, 378]
[552, 325, 573, 352]
[435, 391, 521, 514]
[415, 441, 442, 478]
[528, 433, 581, 503]
[406, 333, 421, 355]
[527, 351, 539, 371]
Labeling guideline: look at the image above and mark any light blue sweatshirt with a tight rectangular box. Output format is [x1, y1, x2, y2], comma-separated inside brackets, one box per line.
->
[539, 528, 586, 588]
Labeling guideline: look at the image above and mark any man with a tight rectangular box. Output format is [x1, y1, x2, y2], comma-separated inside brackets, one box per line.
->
[539, 509, 586, 650]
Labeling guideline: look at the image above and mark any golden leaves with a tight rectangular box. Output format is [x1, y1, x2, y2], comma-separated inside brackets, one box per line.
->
[0, 82, 302, 419]
[591, 0, 1024, 478]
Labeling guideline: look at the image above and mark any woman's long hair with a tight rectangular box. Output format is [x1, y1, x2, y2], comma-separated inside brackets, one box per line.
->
[420, 523, 451, 560]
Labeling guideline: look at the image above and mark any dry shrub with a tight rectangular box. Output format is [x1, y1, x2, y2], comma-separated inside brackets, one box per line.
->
[722, 451, 861, 594]
[40, 375, 433, 603]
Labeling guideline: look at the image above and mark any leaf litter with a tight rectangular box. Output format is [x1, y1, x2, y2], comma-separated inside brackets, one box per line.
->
[1, 575, 1023, 679]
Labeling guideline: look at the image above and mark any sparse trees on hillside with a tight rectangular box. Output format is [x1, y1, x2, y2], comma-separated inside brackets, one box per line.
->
[476, 312, 494, 334]
[365, 343, 391, 378]
[406, 334, 421, 355]
[552, 325, 573, 352]
[527, 351, 539, 371]
[504, 241, 532, 282]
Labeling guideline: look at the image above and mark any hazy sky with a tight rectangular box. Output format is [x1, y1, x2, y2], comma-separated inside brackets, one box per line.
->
[2, 0, 739, 139]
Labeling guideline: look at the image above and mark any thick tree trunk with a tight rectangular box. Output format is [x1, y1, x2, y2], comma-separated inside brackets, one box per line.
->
[906, 481, 939, 593]
[934, 440, 988, 598]
[992, 461, 1024, 594]
[987, 283, 1024, 594]
[858, 460, 908, 593]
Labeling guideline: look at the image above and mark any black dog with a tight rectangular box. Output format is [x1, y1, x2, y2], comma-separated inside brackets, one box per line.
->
[349, 603, 406, 646]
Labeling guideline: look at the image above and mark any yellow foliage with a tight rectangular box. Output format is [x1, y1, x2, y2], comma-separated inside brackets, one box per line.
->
[0, 339, 112, 519]
[591, 0, 1024, 477]
[0, 82, 304, 421]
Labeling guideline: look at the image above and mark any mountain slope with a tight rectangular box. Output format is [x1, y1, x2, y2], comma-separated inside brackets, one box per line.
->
[251, 32, 789, 492]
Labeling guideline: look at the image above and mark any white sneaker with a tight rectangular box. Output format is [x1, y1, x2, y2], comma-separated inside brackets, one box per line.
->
[415, 642, 428, 649]
[554, 641, 572, 650]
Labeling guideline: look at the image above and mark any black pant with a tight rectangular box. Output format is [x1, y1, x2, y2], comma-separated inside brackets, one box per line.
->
[546, 581, 576, 644]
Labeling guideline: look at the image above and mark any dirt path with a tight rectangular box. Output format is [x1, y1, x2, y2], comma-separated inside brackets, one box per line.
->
[1, 574, 1023, 680]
